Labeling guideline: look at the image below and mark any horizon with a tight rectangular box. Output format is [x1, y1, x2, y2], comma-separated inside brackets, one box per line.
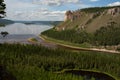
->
[4, 0, 120, 21]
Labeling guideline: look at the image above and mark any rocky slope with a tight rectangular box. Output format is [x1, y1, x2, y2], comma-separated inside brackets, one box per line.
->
[56, 6, 120, 33]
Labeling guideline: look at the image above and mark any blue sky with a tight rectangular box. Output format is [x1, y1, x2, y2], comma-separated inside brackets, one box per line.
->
[4, 0, 120, 21]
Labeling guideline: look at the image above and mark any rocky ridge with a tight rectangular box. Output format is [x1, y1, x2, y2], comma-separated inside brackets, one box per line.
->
[56, 6, 120, 32]
[65, 7, 120, 21]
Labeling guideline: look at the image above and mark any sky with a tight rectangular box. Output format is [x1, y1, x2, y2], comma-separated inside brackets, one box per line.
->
[4, 0, 120, 21]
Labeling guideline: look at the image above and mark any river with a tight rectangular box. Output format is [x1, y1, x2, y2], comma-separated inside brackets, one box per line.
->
[0, 23, 52, 44]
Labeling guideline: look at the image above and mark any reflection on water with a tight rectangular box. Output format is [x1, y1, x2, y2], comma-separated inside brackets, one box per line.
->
[0, 23, 52, 43]
[0, 34, 37, 44]
[64, 70, 115, 80]
[0, 23, 52, 35]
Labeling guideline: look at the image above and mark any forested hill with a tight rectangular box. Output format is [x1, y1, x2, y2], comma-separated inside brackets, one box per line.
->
[56, 6, 120, 33]
[0, 19, 14, 26]
[15, 21, 62, 25]
[42, 6, 120, 47]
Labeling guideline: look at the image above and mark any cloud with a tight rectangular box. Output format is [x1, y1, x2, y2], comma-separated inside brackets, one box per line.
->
[4, 0, 63, 20]
[33, 0, 80, 6]
[5, 9, 66, 21]
[90, 0, 99, 2]
[108, 1, 120, 6]
[4, 0, 90, 21]
[5, 0, 38, 11]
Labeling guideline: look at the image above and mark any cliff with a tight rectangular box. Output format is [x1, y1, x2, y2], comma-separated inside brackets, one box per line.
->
[56, 6, 120, 33]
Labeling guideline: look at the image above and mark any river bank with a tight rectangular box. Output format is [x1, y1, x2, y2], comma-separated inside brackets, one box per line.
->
[40, 35, 120, 54]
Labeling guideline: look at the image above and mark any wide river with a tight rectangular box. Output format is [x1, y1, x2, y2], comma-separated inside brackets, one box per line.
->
[0, 23, 52, 44]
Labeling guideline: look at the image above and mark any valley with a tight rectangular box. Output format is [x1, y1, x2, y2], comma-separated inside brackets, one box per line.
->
[0, 1, 120, 80]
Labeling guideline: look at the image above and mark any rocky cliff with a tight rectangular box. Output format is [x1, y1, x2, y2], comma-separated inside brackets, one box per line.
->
[65, 6, 120, 21]
[56, 6, 120, 32]
[107, 7, 120, 15]
[64, 10, 81, 22]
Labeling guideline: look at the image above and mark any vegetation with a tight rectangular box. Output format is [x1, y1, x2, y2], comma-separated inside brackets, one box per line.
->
[28, 38, 38, 43]
[0, 43, 120, 80]
[94, 24, 120, 46]
[0, 19, 14, 26]
[0, 1, 13, 27]
[41, 34, 92, 48]
[0, 3, 119, 80]
[42, 23, 120, 47]
[80, 6, 120, 13]
[42, 29, 91, 44]
[0, 31, 9, 37]
[0, 0, 6, 18]
[30, 38, 38, 42]
[57, 6, 120, 33]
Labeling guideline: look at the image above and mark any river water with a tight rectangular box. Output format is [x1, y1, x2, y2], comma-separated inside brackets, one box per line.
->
[0, 23, 52, 44]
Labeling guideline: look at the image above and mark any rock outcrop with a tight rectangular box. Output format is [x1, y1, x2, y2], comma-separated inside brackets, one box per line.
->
[65, 10, 81, 22]
[57, 6, 120, 32]
[65, 7, 120, 22]
[107, 7, 120, 15]
[65, 10, 73, 21]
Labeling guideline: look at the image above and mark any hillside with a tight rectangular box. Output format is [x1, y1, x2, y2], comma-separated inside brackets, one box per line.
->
[56, 6, 120, 33]
[42, 6, 120, 49]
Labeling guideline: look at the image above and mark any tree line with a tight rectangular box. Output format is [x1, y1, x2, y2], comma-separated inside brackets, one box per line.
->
[42, 23, 120, 47]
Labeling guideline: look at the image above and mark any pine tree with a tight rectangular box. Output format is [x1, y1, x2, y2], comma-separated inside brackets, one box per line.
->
[0, 0, 6, 18]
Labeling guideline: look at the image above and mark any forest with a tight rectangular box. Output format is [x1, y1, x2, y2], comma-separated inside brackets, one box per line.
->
[80, 6, 120, 13]
[94, 23, 120, 46]
[0, 43, 120, 80]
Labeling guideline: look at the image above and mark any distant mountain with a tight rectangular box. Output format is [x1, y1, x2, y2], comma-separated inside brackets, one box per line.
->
[56, 6, 120, 33]
[14, 21, 62, 25]
[0, 19, 14, 26]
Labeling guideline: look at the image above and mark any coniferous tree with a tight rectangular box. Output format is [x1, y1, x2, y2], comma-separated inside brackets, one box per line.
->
[0, 0, 6, 18]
